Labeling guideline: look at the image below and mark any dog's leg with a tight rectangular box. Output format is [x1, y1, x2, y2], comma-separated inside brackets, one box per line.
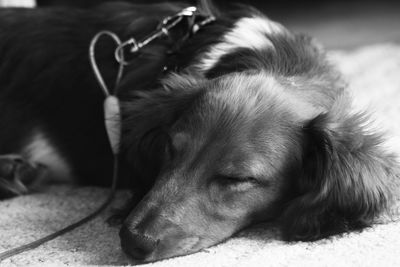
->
[0, 154, 46, 199]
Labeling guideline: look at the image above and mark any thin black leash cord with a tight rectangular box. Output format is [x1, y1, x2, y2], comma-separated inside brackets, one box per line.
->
[0, 31, 123, 262]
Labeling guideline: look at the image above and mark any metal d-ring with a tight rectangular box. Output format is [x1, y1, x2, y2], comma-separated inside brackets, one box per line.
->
[114, 38, 139, 66]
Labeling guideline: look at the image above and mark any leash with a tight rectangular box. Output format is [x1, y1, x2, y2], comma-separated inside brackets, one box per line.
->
[0, 6, 214, 262]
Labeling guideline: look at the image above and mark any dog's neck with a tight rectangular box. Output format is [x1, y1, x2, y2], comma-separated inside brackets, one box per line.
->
[119, 9, 327, 101]
[166, 13, 288, 76]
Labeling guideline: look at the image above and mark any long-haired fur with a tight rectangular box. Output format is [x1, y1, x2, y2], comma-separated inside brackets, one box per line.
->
[281, 98, 399, 240]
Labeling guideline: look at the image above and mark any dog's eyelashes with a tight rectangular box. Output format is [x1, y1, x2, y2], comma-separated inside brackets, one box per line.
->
[215, 175, 258, 187]
[215, 175, 259, 192]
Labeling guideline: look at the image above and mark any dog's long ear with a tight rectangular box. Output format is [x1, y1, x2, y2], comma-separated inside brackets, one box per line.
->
[280, 95, 399, 241]
[121, 74, 203, 186]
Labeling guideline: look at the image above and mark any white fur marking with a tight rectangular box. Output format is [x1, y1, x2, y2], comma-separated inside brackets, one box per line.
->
[196, 16, 285, 72]
[23, 131, 72, 183]
[211, 73, 323, 121]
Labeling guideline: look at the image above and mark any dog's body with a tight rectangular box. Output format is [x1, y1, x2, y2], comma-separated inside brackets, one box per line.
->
[0, 3, 186, 190]
[0, 0, 399, 263]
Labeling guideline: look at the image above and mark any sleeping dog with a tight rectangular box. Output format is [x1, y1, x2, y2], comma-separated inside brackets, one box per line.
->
[0, 0, 399, 262]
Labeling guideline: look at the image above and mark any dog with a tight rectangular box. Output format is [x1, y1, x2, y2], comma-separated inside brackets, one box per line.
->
[0, 0, 399, 263]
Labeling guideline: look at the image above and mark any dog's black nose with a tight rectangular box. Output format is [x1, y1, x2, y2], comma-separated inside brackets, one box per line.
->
[119, 225, 158, 260]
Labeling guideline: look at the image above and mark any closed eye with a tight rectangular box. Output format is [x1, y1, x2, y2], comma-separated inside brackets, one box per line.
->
[215, 174, 258, 185]
[214, 174, 259, 192]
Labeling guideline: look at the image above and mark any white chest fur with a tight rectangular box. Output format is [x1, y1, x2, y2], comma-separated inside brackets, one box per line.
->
[22, 130, 73, 183]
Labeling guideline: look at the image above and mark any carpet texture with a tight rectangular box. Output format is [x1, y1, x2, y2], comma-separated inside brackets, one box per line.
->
[1, 44, 400, 267]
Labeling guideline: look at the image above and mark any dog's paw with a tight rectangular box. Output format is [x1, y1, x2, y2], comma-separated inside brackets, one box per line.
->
[0, 154, 45, 199]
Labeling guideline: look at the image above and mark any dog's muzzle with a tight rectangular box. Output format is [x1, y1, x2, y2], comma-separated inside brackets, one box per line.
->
[119, 226, 159, 260]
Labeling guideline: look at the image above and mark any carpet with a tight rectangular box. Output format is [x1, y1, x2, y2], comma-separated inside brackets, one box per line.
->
[1, 43, 400, 267]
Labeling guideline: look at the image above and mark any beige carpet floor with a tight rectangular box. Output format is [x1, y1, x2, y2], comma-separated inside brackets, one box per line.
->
[1, 43, 400, 267]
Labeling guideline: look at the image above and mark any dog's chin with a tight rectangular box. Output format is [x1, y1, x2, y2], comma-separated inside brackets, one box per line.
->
[123, 247, 200, 264]
[124, 250, 197, 265]
[121, 237, 217, 264]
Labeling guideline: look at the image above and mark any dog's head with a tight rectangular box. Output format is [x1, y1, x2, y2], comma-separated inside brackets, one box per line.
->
[121, 72, 305, 260]
[118, 2, 398, 262]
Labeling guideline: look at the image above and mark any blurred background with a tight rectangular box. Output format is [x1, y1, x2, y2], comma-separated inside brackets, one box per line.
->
[1, 0, 399, 50]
